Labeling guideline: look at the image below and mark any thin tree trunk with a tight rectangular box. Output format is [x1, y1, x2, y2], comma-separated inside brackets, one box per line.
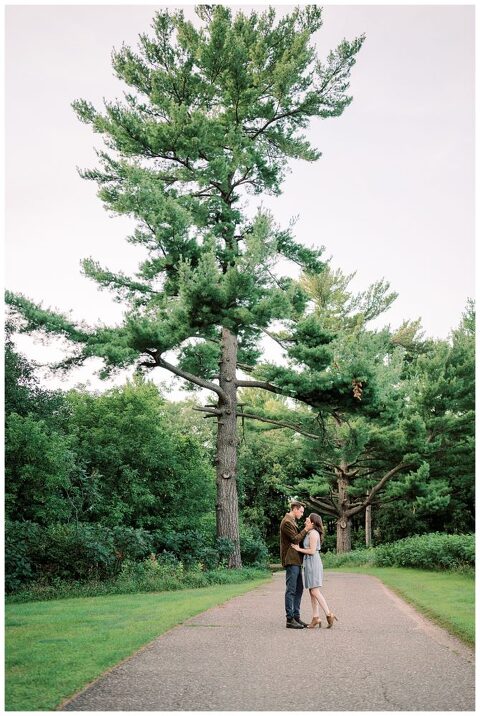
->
[216, 327, 242, 568]
[365, 490, 372, 547]
[336, 474, 351, 553]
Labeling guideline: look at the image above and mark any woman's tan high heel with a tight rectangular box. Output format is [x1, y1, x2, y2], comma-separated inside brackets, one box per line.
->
[326, 613, 338, 628]
[307, 617, 321, 629]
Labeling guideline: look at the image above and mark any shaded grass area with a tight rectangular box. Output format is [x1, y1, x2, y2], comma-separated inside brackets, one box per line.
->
[5, 576, 271, 711]
[328, 566, 474, 646]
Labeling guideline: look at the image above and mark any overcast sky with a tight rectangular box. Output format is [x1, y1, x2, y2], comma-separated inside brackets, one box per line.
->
[5, 4, 475, 392]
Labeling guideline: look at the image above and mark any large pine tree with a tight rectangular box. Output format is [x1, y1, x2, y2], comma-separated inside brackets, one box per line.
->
[236, 267, 423, 551]
[6, 6, 364, 566]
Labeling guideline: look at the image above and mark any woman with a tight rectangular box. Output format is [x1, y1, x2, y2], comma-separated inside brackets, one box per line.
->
[291, 513, 338, 628]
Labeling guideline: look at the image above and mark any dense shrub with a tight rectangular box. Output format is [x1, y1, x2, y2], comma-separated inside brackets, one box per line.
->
[5, 521, 154, 592]
[239, 523, 269, 566]
[117, 553, 185, 589]
[150, 526, 232, 570]
[111, 526, 155, 563]
[151, 520, 268, 569]
[320, 530, 337, 554]
[5, 521, 42, 593]
[322, 533, 474, 571]
[5, 517, 269, 595]
[6, 565, 270, 603]
[375, 532, 474, 570]
[40, 523, 116, 580]
[322, 548, 376, 569]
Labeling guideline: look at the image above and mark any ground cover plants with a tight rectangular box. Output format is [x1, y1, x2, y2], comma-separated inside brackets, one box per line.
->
[5, 575, 271, 711]
[6, 562, 269, 604]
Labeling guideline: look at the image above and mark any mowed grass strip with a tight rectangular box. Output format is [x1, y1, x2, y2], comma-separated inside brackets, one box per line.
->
[328, 566, 474, 646]
[5, 577, 271, 711]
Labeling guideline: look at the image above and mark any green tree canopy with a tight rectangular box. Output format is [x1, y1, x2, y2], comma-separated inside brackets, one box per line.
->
[65, 380, 215, 532]
[373, 301, 475, 541]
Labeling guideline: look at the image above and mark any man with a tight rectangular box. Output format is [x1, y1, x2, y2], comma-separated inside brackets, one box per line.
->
[279, 500, 309, 629]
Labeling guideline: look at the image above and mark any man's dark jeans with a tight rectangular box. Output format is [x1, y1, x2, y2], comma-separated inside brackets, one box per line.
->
[285, 564, 303, 620]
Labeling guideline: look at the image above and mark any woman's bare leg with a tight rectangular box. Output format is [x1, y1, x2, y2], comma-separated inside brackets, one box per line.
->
[310, 587, 331, 616]
[309, 589, 320, 619]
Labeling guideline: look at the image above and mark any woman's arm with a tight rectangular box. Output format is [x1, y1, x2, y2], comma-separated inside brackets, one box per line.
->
[281, 521, 307, 544]
[291, 531, 318, 555]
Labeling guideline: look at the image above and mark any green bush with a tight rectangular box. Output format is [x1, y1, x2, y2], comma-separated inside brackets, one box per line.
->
[320, 531, 337, 554]
[5, 521, 41, 593]
[150, 525, 233, 570]
[6, 565, 270, 603]
[375, 532, 474, 570]
[6, 517, 270, 595]
[117, 553, 185, 589]
[323, 533, 474, 571]
[110, 526, 154, 563]
[322, 548, 376, 568]
[151, 522, 269, 569]
[41, 523, 116, 580]
[5, 521, 154, 591]
[240, 523, 269, 566]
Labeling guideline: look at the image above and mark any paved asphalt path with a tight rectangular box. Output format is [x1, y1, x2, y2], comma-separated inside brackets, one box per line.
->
[61, 572, 474, 711]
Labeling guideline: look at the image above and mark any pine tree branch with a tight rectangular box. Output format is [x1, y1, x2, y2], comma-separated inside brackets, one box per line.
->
[345, 462, 415, 517]
[237, 362, 255, 373]
[139, 360, 158, 369]
[261, 327, 289, 351]
[193, 406, 222, 417]
[318, 461, 341, 472]
[236, 411, 320, 439]
[236, 378, 285, 396]
[156, 356, 227, 401]
[248, 107, 304, 140]
[307, 496, 340, 517]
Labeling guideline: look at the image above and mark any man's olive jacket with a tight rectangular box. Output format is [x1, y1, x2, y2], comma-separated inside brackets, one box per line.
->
[279, 513, 307, 567]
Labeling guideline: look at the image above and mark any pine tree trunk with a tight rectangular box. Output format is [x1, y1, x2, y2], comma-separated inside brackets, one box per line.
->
[336, 515, 352, 553]
[216, 327, 242, 568]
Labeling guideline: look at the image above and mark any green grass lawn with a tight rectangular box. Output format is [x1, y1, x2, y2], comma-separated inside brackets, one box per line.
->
[5, 576, 271, 711]
[328, 566, 474, 646]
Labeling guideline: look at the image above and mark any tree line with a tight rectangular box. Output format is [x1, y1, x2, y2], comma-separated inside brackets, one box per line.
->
[5, 6, 474, 569]
[5, 291, 474, 584]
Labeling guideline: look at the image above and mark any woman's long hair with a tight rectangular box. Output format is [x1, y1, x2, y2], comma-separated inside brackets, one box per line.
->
[309, 513, 324, 544]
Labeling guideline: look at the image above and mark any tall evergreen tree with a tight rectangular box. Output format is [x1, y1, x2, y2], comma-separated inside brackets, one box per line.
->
[6, 6, 364, 566]
[236, 266, 426, 551]
[360, 302, 475, 542]
[397, 302, 474, 533]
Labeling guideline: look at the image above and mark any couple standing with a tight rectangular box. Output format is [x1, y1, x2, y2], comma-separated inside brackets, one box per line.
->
[280, 500, 338, 629]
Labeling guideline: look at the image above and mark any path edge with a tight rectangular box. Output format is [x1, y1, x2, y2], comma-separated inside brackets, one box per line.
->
[56, 576, 272, 711]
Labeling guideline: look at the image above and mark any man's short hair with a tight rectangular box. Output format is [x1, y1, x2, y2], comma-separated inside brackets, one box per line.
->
[290, 500, 305, 510]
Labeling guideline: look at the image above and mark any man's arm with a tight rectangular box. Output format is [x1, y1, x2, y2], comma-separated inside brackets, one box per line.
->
[292, 530, 318, 554]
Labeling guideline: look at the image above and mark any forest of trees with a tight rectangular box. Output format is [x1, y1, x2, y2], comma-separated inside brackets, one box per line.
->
[4, 7, 474, 587]
[5, 292, 474, 589]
